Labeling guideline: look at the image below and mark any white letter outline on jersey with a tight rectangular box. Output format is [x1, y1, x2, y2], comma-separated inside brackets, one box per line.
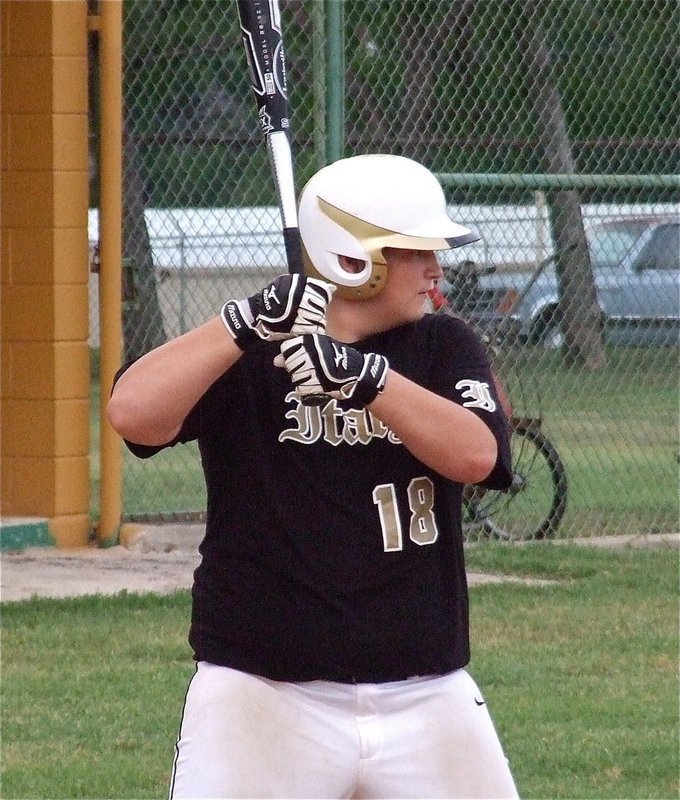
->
[455, 379, 496, 412]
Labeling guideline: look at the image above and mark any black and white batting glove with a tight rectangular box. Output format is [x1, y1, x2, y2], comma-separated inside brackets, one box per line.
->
[221, 274, 335, 350]
[275, 334, 390, 407]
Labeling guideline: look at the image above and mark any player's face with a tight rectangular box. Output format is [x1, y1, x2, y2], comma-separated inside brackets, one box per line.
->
[378, 247, 443, 324]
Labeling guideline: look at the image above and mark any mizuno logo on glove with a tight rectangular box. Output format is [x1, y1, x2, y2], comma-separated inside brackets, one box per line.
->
[332, 343, 348, 370]
[262, 285, 279, 312]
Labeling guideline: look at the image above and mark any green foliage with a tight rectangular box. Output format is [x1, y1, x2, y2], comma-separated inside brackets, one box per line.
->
[114, 0, 678, 209]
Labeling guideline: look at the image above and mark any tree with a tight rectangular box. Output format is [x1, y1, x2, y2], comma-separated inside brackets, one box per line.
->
[515, 1, 607, 369]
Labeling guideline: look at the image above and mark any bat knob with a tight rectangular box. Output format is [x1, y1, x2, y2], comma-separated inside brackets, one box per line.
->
[300, 394, 331, 408]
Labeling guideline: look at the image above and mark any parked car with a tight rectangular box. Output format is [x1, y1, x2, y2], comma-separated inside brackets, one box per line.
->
[440, 216, 679, 347]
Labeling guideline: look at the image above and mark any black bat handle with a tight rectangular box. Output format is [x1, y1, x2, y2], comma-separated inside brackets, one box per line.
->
[283, 227, 304, 276]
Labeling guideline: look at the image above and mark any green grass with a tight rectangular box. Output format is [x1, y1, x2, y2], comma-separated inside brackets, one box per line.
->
[1, 593, 193, 799]
[90, 381, 205, 519]
[497, 345, 679, 536]
[465, 543, 679, 799]
[1, 545, 678, 799]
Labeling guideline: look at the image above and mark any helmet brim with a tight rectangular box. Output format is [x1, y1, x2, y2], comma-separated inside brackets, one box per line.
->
[320, 199, 480, 254]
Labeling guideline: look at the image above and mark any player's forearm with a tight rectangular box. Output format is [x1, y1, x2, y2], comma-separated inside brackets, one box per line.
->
[368, 369, 498, 484]
[108, 316, 241, 446]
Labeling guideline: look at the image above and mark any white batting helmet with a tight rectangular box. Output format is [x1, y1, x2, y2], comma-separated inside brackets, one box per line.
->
[298, 154, 479, 300]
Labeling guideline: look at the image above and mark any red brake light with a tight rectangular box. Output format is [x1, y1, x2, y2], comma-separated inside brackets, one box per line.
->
[496, 289, 518, 314]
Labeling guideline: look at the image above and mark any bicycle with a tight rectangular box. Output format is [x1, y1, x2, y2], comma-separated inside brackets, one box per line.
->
[430, 254, 569, 541]
[462, 415, 568, 541]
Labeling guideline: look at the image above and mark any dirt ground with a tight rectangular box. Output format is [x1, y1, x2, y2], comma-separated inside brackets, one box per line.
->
[1, 528, 677, 602]
[0, 545, 201, 602]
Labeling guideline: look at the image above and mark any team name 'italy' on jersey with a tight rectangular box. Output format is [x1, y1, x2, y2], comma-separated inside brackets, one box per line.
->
[279, 392, 402, 446]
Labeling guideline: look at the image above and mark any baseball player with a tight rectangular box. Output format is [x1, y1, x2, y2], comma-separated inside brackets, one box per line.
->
[108, 154, 519, 799]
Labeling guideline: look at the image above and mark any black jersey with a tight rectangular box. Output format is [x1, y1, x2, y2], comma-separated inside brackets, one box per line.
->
[123, 313, 512, 683]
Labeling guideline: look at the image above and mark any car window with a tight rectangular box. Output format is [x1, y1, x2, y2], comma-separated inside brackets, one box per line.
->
[633, 224, 679, 271]
[587, 223, 648, 268]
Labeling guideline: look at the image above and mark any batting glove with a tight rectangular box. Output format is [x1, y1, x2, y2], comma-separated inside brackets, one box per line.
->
[275, 334, 390, 407]
[221, 274, 335, 350]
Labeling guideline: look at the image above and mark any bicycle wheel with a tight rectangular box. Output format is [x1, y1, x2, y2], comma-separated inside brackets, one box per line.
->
[463, 422, 568, 541]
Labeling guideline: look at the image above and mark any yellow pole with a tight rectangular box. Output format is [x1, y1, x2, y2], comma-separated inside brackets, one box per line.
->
[97, 0, 123, 544]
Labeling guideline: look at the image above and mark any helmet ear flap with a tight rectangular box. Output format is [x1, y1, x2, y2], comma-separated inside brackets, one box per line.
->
[341, 259, 387, 300]
[301, 245, 387, 300]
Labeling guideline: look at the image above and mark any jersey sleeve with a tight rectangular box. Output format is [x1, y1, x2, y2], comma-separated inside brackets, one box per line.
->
[111, 361, 202, 459]
[428, 315, 513, 489]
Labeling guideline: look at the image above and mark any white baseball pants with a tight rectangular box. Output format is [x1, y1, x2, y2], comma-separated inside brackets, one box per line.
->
[169, 661, 519, 799]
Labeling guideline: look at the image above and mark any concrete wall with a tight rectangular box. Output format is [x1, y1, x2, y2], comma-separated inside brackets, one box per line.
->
[1, 0, 91, 547]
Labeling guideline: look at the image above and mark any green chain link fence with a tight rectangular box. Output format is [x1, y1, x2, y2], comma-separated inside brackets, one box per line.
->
[90, 0, 679, 538]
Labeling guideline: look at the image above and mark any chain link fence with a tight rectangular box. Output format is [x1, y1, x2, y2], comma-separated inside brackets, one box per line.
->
[90, 0, 679, 538]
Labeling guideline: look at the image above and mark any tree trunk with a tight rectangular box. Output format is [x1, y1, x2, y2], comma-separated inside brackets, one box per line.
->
[121, 116, 167, 361]
[517, 2, 607, 369]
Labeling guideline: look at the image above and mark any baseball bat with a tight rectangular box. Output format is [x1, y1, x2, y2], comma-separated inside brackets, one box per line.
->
[236, 0, 303, 274]
[237, 0, 329, 406]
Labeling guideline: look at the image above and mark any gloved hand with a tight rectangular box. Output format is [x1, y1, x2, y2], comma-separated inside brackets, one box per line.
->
[275, 334, 389, 407]
[221, 274, 334, 351]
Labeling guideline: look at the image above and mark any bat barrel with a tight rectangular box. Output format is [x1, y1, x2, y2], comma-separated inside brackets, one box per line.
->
[237, 0, 289, 135]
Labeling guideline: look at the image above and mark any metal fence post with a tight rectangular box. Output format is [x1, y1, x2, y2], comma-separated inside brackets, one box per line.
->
[97, 0, 123, 544]
[324, 0, 344, 164]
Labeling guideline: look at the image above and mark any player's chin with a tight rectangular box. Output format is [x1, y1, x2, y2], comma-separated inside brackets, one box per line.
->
[400, 300, 428, 324]
[415, 294, 431, 315]
[382, 295, 428, 327]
